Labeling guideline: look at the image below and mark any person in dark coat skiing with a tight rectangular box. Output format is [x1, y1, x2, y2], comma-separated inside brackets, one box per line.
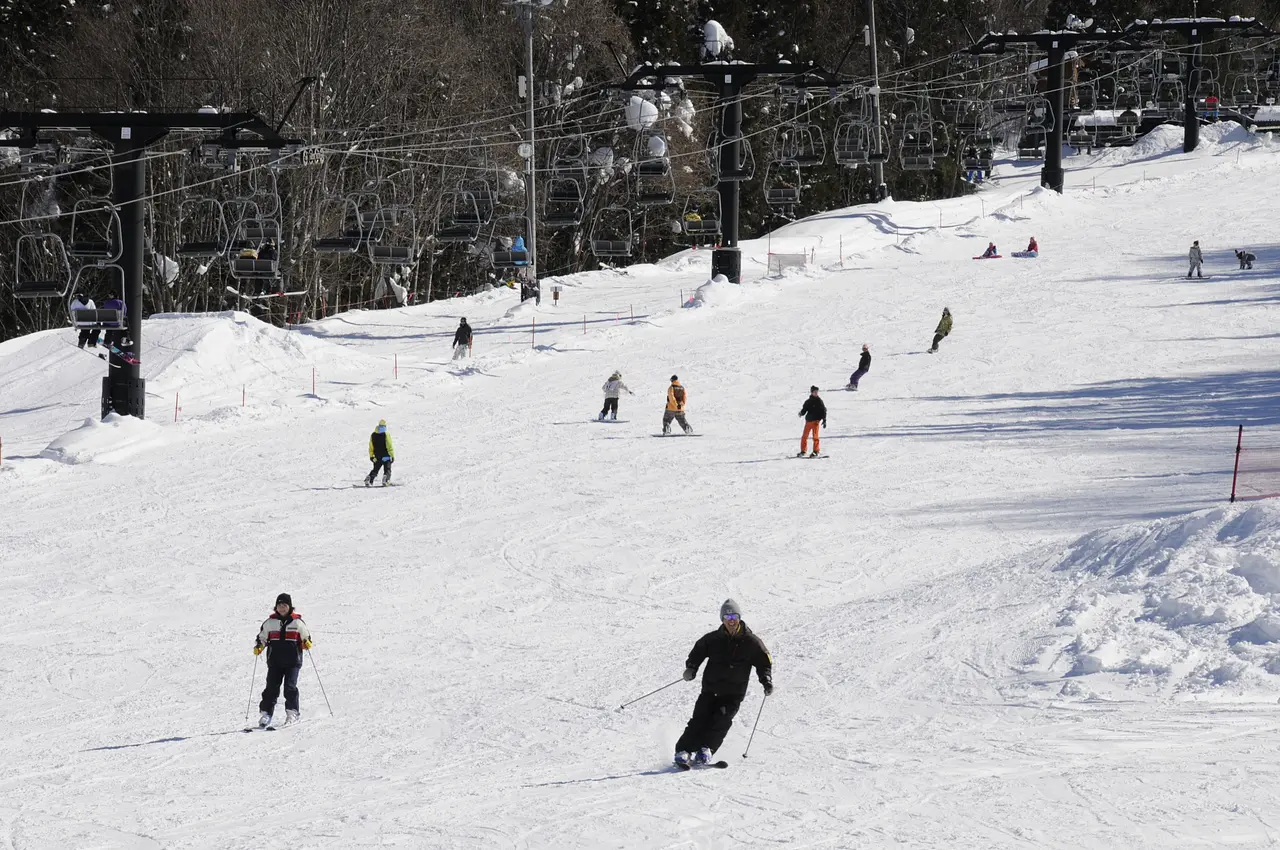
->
[928, 308, 952, 353]
[674, 599, 772, 767]
[848, 344, 871, 390]
[364, 419, 395, 486]
[798, 386, 827, 457]
[253, 593, 312, 727]
[452, 318, 473, 360]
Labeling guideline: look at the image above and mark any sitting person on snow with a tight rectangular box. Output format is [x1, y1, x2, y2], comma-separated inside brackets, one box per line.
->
[1026, 237, 1038, 253]
[981, 242, 998, 258]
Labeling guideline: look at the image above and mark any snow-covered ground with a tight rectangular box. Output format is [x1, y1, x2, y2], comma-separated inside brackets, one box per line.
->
[5, 123, 1280, 848]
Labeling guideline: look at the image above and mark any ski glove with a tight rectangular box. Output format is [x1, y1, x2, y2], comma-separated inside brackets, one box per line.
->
[762, 681, 774, 697]
[253, 645, 263, 656]
[302, 639, 313, 650]
[683, 668, 697, 682]
[822, 420, 827, 428]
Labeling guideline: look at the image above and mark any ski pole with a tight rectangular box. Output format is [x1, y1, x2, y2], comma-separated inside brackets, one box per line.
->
[742, 694, 768, 758]
[245, 654, 259, 725]
[617, 677, 683, 711]
[307, 650, 334, 716]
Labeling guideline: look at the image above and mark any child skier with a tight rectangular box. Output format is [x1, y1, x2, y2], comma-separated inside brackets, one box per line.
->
[253, 593, 312, 728]
[1236, 248, 1256, 270]
[663, 375, 693, 435]
[365, 419, 395, 486]
[674, 599, 772, 768]
[452, 318, 472, 360]
[797, 386, 827, 457]
[848, 344, 871, 390]
[599, 371, 633, 420]
[928, 308, 952, 353]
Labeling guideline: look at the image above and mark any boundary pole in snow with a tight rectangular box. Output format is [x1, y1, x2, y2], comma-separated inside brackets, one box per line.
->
[1231, 424, 1243, 502]
[531, 317, 536, 349]
[312, 367, 316, 396]
[174, 393, 179, 423]
[242, 385, 245, 407]
[394, 353, 398, 379]
[630, 304, 634, 321]
[583, 314, 586, 334]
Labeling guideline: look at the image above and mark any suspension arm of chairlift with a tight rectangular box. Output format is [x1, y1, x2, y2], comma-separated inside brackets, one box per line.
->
[275, 77, 317, 135]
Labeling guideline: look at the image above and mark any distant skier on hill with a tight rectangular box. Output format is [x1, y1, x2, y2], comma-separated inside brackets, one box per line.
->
[365, 419, 395, 486]
[1236, 248, 1256, 270]
[1188, 241, 1204, 279]
[674, 599, 772, 768]
[797, 386, 826, 458]
[253, 593, 312, 728]
[928, 308, 952, 354]
[848, 344, 871, 391]
[663, 375, 693, 435]
[599, 371, 633, 421]
[452, 318, 472, 360]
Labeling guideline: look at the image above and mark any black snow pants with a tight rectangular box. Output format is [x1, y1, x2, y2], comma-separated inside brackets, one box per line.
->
[675, 691, 744, 755]
[260, 664, 301, 713]
[367, 458, 393, 483]
[930, 332, 946, 351]
[600, 397, 619, 418]
[78, 328, 101, 349]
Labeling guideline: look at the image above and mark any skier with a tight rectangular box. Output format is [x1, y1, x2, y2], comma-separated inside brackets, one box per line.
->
[981, 242, 998, 259]
[797, 386, 826, 457]
[1188, 240, 1204, 279]
[70, 293, 100, 349]
[253, 593, 312, 728]
[928, 307, 952, 354]
[364, 419, 395, 486]
[452, 318, 472, 360]
[1235, 248, 1256, 270]
[599, 370, 633, 421]
[663, 375, 693, 435]
[848, 344, 871, 390]
[1025, 236, 1038, 254]
[674, 599, 773, 768]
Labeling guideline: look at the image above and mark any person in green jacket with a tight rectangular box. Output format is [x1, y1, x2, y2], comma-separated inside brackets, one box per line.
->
[364, 419, 395, 486]
[928, 307, 952, 353]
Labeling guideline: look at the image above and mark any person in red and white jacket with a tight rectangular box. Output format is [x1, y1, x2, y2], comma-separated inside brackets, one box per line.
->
[253, 593, 312, 727]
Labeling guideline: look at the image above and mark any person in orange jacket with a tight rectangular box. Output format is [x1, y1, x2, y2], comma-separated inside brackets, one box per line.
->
[663, 375, 693, 435]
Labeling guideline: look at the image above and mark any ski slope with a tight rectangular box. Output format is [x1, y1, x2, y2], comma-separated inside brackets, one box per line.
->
[5, 123, 1280, 847]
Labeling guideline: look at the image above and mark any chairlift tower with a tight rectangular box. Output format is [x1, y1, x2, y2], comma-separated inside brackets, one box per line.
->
[510, 0, 552, 284]
[614, 59, 853, 283]
[0, 106, 307, 419]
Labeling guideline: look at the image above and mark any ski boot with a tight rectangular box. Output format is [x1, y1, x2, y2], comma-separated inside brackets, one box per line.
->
[674, 751, 691, 768]
[382, 474, 391, 487]
[285, 709, 300, 725]
[258, 711, 272, 728]
[695, 747, 712, 765]
[797, 450, 806, 457]
[809, 451, 819, 458]
[598, 412, 606, 421]
[364, 475, 373, 487]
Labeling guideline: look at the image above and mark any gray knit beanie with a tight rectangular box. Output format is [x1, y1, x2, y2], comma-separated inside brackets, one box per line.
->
[720, 598, 741, 619]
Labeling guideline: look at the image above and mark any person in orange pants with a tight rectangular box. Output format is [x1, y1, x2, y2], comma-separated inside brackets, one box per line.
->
[797, 386, 826, 457]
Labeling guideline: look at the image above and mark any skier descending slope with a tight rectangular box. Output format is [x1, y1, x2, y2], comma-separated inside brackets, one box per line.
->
[674, 599, 773, 768]
[253, 593, 312, 728]
[365, 419, 395, 487]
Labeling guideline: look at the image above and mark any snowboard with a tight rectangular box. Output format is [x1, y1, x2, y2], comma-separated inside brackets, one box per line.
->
[972, 254, 1002, 260]
[353, 481, 396, 488]
[676, 760, 729, 771]
[790, 454, 830, 459]
[653, 433, 702, 437]
[591, 419, 629, 424]
[1011, 251, 1038, 258]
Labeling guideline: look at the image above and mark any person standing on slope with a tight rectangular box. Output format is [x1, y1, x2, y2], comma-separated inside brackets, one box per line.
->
[848, 344, 871, 390]
[663, 375, 693, 435]
[452, 318, 473, 360]
[254, 593, 312, 728]
[599, 371, 633, 421]
[798, 386, 827, 457]
[1188, 240, 1204, 279]
[928, 308, 952, 354]
[365, 419, 395, 486]
[674, 599, 773, 768]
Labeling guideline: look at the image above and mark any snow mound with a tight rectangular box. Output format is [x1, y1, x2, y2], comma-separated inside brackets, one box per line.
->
[683, 274, 744, 308]
[1128, 124, 1187, 158]
[41, 413, 167, 465]
[1044, 504, 1280, 697]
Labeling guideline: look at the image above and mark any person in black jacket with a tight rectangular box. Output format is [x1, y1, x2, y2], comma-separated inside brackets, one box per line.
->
[798, 385, 827, 457]
[364, 419, 395, 486]
[452, 318, 472, 360]
[848, 344, 871, 390]
[674, 599, 772, 767]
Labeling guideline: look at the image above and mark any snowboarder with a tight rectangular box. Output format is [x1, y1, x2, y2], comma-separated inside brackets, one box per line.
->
[364, 419, 395, 486]
[70, 293, 100, 349]
[981, 242, 998, 259]
[674, 599, 773, 768]
[797, 386, 826, 457]
[259, 240, 278, 262]
[928, 308, 952, 353]
[452, 318, 472, 360]
[1188, 240, 1204, 279]
[848, 344, 871, 390]
[600, 371, 633, 421]
[253, 593, 312, 728]
[1235, 248, 1256, 270]
[101, 292, 128, 351]
[1025, 236, 1038, 253]
[663, 375, 693, 435]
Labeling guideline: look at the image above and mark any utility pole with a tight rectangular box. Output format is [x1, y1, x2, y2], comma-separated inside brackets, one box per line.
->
[864, 0, 887, 201]
[511, 0, 543, 284]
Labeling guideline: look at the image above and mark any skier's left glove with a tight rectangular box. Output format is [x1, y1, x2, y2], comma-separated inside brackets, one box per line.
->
[302, 639, 313, 650]
[682, 668, 697, 682]
[762, 681, 774, 696]
[822, 421, 827, 428]
[253, 645, 263, 656]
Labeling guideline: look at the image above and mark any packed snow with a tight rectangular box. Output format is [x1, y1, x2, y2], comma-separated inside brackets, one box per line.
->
[5, 121, 1280, 847]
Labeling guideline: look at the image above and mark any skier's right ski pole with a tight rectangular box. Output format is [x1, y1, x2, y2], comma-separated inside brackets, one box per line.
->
[245, 655, 259, 726]
[617, 677, 683, 711]
[307, 650, 334, 716]
[742, 694, 768, 759]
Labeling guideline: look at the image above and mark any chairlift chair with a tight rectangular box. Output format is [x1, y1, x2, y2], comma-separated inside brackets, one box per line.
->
[229, 218, 282, 280]
[543, 178, 585, 228]
[899, 121, 940, 171]
[589, 206, 634, 259]
[681, 191, 721, 239]
[369, 208, 419, 265]
[710, 134, 755, 182]
[764, 159, 802, 207]
[177, 198, 231, 259]
[314, 196, 367, 254]
[69, 264, 127, 325]
[488, 214, 531, 268]
[13, 233, 72, 299]
[68, 200, 123, 262]
[435, 191, 484, 243]
[780, 124, 826, 167]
